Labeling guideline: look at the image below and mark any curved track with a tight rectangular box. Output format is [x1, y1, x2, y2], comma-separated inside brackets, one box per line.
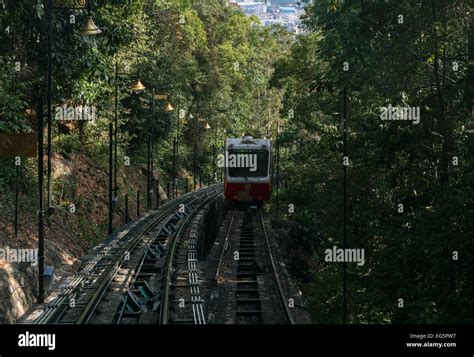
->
[33, 188, 309, 325]
[35, 186, 222, 324]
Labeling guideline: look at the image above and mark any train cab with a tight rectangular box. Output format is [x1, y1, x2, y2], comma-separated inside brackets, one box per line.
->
[223, 137, 272, 204]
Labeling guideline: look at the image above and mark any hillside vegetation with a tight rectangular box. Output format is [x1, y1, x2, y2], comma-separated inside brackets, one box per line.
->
[0, 0, 473, 324]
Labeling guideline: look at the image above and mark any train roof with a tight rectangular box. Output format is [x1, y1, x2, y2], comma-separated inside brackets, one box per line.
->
[225, 137, 271, 148]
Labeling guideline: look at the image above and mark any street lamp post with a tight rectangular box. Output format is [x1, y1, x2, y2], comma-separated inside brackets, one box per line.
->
[212, 121, 217, 183]
[108, 123, 113, 235]
[147, 134, 151, 209]
[173, 106, 181, 198]
[150, 137, 154, 210]
[221, 129, 226, 183]
[149, 88, 156, 209]
[342, 88, 348, 325]
[41, 0, 100, 303]
[45, 0, 101, 217]
[146, 88, 161, 210]
[172, 128, 176, 198]
[46, 0, 52, 217]
[37, 95, 45, 303]
[164, 100, 174, 198]
[149, 90, 173, 199]
[204, 121, 211, 187]
[114, 62, 118, 201]
[192, 114, 197, 190]
[276, 122, 280, 217]
[194, 118, 211, 190]
[109, 64, 145, 233]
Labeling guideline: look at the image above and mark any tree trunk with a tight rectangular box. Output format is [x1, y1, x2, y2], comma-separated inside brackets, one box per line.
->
[431, 0, 449, 187]
[465, 22, 474, 117]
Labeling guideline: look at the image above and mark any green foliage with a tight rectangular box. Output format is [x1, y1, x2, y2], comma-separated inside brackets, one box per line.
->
[272, 0, 473, 324]
[0, 0, 291, 248]
[0, 58, 30, 133]
[2, 0, 471, 325]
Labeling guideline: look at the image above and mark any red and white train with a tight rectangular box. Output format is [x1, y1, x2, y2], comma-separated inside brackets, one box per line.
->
[223, 137, 272, 204]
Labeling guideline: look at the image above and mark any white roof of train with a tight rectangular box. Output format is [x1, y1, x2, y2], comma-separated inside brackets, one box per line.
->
[225, 136, 271, 148]
[224, 136, 272, 183]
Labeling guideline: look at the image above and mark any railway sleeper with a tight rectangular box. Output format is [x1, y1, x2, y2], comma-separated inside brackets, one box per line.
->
[236, 307, 262, 314]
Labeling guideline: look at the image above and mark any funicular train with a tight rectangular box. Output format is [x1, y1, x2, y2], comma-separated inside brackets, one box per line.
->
[223, 137, 272, 205]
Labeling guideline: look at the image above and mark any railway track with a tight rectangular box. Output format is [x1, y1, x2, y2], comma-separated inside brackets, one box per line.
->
[234, 211, 263, 323]
[209, 207, 303, 324]
[34, 185, 222, 324]
[160, 195, 214, 324]
[258, 208, 295, 324]
[33, 185, 309, 325]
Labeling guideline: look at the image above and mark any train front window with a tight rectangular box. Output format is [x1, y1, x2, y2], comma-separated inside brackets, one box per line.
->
[227, 149, 269, 178]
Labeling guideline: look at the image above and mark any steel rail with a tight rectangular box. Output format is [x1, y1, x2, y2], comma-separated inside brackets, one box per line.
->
[74, 195, 194, 324]
[258, 208, 295, 324]
[189, 212, 207, 325]
[34, 188, 214, 324]
[160, 189, 222, 324]
[214, 208, 236, 284]
[76, 187, 221, 324]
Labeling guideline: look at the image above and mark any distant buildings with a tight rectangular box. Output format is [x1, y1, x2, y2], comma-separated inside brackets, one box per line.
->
[236, 1, 268, 16]
[230, 0, 309, 33]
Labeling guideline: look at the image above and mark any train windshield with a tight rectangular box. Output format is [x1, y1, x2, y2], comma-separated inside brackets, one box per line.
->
[227, 149, 269, 178]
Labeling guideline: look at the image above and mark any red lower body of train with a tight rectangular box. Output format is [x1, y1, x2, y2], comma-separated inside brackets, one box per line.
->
[224, 182, 272, 202]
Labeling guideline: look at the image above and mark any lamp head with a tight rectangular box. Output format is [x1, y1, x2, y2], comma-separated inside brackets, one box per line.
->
[79, 16, 102, 36]
[130, 79, 146, 93]
[164, 102, 174, 112]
